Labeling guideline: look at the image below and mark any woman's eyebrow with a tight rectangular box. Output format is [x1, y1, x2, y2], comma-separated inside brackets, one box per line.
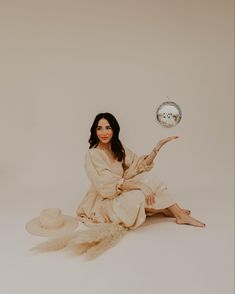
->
[97, 125, 111, 128]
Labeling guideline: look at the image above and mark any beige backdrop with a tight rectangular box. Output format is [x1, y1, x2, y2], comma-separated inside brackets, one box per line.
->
[0, 1, 234, 294]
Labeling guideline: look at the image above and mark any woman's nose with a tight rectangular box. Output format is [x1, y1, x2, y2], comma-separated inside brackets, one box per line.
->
[101, 130, 108, 135]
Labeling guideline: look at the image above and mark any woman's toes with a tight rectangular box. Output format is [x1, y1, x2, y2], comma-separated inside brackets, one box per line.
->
[183, 209, 191, 215]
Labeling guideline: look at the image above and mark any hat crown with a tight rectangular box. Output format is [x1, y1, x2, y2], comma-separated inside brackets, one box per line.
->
[39, 208, 64, 230]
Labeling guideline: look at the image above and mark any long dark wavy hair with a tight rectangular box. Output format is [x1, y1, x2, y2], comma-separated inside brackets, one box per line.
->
[88, 112, 125, 162]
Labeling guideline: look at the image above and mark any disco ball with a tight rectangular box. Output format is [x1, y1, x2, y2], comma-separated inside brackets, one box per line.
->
[156, 101, 182, 128]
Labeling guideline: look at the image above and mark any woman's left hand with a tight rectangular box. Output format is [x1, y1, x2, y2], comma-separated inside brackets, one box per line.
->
[145, 195, 156, 206]
[153, 136, 179, 153]
[140, 183, 156, 206]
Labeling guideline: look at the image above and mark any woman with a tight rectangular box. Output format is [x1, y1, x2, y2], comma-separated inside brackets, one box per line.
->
[32, 112, 205, 259]
[76, 112, 206, 229]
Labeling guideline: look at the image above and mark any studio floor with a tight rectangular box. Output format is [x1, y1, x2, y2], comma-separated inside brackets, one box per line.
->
[0, 180, 233, 294]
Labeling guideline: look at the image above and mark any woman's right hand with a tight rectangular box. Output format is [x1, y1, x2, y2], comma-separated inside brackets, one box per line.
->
[140, 183, 155, 206]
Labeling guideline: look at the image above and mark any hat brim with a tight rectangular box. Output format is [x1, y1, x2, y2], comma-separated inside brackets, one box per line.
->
[25, 215, 78, 237]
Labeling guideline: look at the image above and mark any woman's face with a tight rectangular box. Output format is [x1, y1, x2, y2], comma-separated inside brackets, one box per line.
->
[96, 118, 113, 144]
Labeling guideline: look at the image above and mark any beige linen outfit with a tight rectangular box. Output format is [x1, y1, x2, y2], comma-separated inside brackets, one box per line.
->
[76, 146, 176, 230]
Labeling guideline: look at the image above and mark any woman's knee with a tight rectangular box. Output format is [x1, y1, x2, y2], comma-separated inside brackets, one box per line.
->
[122, 190, 145, 204]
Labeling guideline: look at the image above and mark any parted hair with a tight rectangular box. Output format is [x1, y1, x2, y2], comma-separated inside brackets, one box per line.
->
[88, 112, 125, 162]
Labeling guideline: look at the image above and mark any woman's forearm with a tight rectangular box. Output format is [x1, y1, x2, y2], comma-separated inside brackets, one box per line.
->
[144, 136, 178, 166]
[144, 149, 158, 166]
[119, 180, 143, 192]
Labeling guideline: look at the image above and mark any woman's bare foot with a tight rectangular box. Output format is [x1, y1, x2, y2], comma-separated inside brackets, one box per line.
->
[161, 208, 191, 217]
[176, 214, 206, 227]
[166, 203, 206, 227]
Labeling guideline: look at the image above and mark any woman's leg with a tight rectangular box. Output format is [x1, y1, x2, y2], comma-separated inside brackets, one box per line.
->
[132, 173, 202, 224]
[167, 203, 206, 227]
[161, 208, 191, 217]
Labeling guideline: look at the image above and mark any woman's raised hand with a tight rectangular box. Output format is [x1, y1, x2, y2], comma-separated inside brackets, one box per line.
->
[153, 136, 179, 153]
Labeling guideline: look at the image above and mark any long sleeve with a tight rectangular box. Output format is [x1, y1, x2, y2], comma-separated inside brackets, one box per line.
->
[85, 149, 124, 200]
[123, 146, 154, 180]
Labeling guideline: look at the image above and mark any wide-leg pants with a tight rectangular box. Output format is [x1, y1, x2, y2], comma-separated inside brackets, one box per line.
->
[108, 172, 177, 230]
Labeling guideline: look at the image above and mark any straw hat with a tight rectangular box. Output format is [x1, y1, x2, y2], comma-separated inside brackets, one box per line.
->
[25, 208, 78, 237]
